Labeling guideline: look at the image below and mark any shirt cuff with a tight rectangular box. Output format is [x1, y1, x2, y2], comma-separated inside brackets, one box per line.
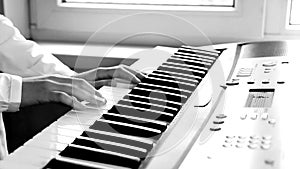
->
[7, 74, 22, 112]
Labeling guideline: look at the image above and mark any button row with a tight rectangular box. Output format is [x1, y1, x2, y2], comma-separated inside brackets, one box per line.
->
[240, 112, 271, 121]
[223, 135, 272, 150]
[236, 68, 253, 77]
[209, 114, 227, 131]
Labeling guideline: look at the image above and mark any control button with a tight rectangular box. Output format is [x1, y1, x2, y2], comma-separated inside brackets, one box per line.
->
[237, 139, 246, 143]
[250, 113, 258, 120]
[226, 81, 239, 86]
[240, 113, 247, 120]
[210, 127, 221, 131]
[237, 74, 251, 77]
[238, 136, 247, 139]
[213, 120, 224, 124]
[235, 144, 244, 148]
[281, 61, 289, 64]
[249, 139, 260, 144]
[262, 80, 270, 84]
[264, 71, 271, 73]
[225, 139, 233, 143]
[237, 68, 253, 77]
[261, 144, 271, 150]
[261, 113, 269, 120]
[268, 119, 276, 125]
[277, 81, 285, 84]
[226, 136, 235, 139]
[262, 61, 277, 67]
[247, 81, 255, 84]
[248, 144, 259, 149]
[262, 135, 272, 140]
[250, 135, 260, 140]
[222, 143, 232, 148]
[216, 114, 227, 119]
[264, 159, 275, 166]
[261, 140, 272, 145]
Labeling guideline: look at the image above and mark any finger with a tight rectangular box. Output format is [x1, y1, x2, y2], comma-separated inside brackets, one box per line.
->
[94, 79, 136, 89]
[49, 91, 87, 110]
[122, 65, 147, 80]
[94, 79, 113, 88]
[94, 66, 141, 83]
[45, 75, 103, 98]
[51, 81, 106, 106]
[72, 78, 104, 99]
[112, 78, 137, 89]
[113, 66, 141, 84]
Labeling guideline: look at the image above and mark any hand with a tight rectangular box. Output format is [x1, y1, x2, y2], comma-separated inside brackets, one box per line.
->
[74, 65, 146, 89]
[21, 75, 106, 110]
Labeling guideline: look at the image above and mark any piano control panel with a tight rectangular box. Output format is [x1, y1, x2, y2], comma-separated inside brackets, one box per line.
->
[179, 41, 300, 169]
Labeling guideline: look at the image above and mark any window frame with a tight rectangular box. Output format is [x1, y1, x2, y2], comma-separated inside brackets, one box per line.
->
[265, 0, 300, 37]
[30, 0, 266, 46]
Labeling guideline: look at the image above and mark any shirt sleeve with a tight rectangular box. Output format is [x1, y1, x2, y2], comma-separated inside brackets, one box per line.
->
[0, 15, 76, 77]
[0, 73, 20, 159]
[0, 73, 22, 112]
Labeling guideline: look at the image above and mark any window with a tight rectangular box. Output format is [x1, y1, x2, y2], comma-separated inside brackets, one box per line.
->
[30, 0, 265, 46]
[289, 0, 300, 25]
[64, 0, 234, 7]
[265, 0, 300, 37]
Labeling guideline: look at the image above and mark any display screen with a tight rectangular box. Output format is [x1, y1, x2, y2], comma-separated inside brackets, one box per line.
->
[245, 88, 275, 108]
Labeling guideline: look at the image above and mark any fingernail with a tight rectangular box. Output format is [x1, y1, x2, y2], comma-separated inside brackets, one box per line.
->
[95, 91, 103, 97]
[102, 97, 107, 104]
[73, 100, 88, 111]
[95, 96, 107, 105]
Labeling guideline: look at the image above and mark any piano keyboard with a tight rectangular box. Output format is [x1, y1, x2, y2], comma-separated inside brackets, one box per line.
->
[2, 46, 223, 169]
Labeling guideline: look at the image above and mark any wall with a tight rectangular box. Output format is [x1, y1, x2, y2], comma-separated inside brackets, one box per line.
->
[3, 0, 30, 38]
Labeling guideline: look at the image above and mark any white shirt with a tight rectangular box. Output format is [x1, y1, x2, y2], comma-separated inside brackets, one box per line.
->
[0, 15, 76, 159]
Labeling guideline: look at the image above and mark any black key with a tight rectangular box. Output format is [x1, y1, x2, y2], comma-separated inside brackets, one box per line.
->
[173, 52, 216, 63]
[153, 70, 202, 85]
[147, 73, 197, 87]
[118, 100, 177, 115]
[140, 79, 195, 95]
[43, 158, 96, 169]
[156, 66, 204, 83]
[172, 53, 214, 64]
[72, 138, 148, 158]
[177, 49, 219, 58]
[120, 97, 179, 112]
[124, 95, 182, 110]
[158, 65, 205, 79]
[129, 87, 188, 104]
[60, 145, 141, 169]
[89, 119, 162, 140]
[102, 113, 168, 132]
[109, 105, 174, 122]
[168, 57, 209, 69]
[137, 80, 192, 93]
[141, 76, 196, 91]
[81, 131, 153, 151]
[166, 58, 209, 72]
[151, 70, 201, 84]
